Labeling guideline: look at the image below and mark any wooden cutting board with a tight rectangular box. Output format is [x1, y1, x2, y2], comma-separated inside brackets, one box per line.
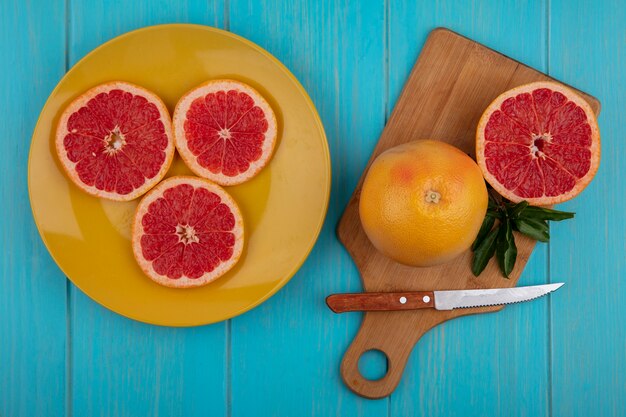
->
[336, 28, 600, 399]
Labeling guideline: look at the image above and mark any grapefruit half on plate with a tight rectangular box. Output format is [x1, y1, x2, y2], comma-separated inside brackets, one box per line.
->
[476, 81, 600, 205]
[173, 79, 278, 186]
[55, 81, 175, 201]
[132, 176, 244, 288]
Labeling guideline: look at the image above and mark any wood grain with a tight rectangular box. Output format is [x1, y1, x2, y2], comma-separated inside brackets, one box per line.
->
[326, 292, 435, 313]
[337, 28, 600, 399]
[3, 1, 625, 416]
[0, 1, 67, 416]
[388, 2, 553, 415]
[67, 2, 229, 417]
[228, 0, 390, 415]
[549, 1, 626, 415]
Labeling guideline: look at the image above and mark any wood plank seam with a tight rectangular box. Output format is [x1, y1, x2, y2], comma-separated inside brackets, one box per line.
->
[64, 1, 73, 416]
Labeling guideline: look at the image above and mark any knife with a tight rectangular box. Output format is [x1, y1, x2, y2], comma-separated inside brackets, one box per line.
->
[326, 283, 564, 313]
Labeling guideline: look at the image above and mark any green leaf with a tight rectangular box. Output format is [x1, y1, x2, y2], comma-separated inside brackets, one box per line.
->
[509, 201, 529, 219]
[496, 220, 517, 278]
[472, 215, 496, 251]
[486, 207, 503, 219]
[521, 206, 575, 221]
[471, 227, 499, 276]
[514, 218, 550, 242]
[470, 195, 574, 279]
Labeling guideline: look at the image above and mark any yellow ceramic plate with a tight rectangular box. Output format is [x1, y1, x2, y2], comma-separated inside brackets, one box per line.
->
[28, 24, 330, 326]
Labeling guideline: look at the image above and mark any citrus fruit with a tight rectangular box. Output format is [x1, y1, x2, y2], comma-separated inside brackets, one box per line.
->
[359, 140, 488, 267]
[55, 81, 175, 201]
[132, 176, 244, 288]
[173, 79, 278, 186]
[476, 81, 600, 205]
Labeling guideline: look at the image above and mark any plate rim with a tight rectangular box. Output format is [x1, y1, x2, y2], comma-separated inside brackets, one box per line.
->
[27, 23, 332, 327]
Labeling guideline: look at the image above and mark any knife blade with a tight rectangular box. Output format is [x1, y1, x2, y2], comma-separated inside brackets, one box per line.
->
[325, 283, 564, 313]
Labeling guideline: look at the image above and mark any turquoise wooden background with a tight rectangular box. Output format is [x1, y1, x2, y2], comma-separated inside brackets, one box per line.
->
[1, 0, 624, 416]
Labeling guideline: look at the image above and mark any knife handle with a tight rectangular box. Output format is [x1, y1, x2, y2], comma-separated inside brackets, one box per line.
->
[326, 291, 435, 313]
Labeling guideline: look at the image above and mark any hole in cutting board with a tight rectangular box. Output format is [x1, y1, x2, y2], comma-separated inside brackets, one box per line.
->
[358, 349, 388, 381]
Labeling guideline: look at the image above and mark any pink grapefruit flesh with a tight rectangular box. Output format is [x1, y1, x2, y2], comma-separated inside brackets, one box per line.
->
[132, 176, 244, 288]
[173, 79, 278, 186]
[476, 81, 600, 205]
[55, 81, 175, 201]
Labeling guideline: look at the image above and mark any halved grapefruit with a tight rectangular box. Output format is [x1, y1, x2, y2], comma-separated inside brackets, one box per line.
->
[173, 79, 278, 186]
[132, 176, 244, 288]
[476, 81, 600, 205]
[55, 81, 175, 201]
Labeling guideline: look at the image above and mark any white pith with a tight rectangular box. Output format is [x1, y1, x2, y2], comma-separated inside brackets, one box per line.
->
[104, 126, 126, 154]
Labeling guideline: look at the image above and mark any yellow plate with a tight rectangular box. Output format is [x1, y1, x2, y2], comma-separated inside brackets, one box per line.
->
[28, 24, 331, 326]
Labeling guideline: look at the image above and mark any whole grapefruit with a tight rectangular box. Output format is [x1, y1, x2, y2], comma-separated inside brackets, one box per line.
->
[359, 140, 488, 267]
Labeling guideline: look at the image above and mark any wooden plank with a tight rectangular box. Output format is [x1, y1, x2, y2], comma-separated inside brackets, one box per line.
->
[0, 1, 67, 416]
[549, 1, 625, 415]
[228, 0, 389, 415]
[67, 2, 228, 416]
[388, 1, 553, 414]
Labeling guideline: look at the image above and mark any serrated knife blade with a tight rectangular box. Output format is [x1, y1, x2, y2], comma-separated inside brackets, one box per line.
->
[433, 283, 564, 310]
[326, 283, 564, 313]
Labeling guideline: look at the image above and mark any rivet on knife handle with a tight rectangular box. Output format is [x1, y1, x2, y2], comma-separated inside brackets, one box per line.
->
[326, 291, 435, 313]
